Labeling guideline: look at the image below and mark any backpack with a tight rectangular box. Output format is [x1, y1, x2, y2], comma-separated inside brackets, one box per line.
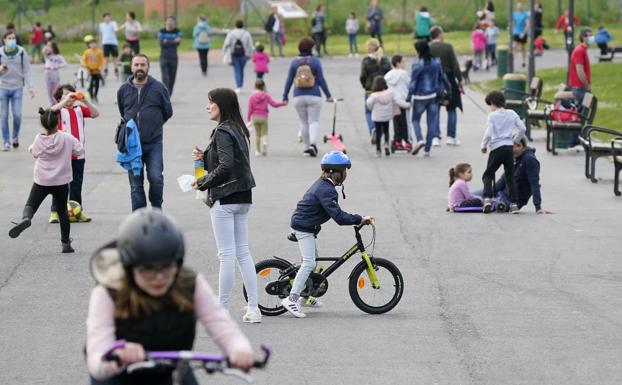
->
[232, 38, 245, 57]
[550, 100, 580, 122]
[197, 29, 210, 44]
[294, 57, 315, 89]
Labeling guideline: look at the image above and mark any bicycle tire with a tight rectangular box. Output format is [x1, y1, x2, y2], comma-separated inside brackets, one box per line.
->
[348, 258, 404, 314]
[243, 258, 291, 316]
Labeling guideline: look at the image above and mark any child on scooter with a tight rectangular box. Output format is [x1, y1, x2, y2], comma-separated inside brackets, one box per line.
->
[283, 151, 371, 318]
[447, 163, 482, 211]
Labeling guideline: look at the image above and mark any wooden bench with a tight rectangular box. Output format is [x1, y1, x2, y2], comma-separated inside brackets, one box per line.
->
[579, 125, 622, 183]
[614, 139, 622, 196]
[545, 92, 597, 155]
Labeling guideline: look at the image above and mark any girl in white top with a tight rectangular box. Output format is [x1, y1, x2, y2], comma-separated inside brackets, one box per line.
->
[43, 41, 66, 105]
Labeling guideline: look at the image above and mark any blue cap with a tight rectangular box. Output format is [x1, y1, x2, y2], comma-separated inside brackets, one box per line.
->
[320, 151, 351, 171]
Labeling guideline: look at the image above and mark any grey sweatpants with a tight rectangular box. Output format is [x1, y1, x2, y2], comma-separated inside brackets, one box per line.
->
[293, 95, 322, 149]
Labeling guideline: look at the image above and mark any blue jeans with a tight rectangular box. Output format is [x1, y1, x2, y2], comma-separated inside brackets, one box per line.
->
[446, 107, 457, 139]
[128, 142, 164, 211]
[348, 33, 358, 54]
[231, 55, 247, 88]
[0, 87, 23, 145]
[412, 98, 440, 153]
[364, 94, 374, 134]
[209, 201, 258, 309]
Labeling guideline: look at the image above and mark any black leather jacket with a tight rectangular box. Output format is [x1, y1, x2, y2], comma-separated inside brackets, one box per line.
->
[196, 120, 255, 206]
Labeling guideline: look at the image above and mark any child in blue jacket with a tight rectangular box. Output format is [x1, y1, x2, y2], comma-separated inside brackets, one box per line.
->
[284, 151, 371, 318]
[594, 26, 613, 56]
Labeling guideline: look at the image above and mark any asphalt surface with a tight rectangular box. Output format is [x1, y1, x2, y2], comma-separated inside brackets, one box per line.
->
[1, 49, 621, 385]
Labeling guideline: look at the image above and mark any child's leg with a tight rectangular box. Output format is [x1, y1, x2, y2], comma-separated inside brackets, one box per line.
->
[382, 122, 389, 144]
[252, 117, 262, 151]
[51, 185, 71, 241]
[500, 146, 517, 203]
[261, 119, 269, 154]
[23, 183, 51, 220]
[289, 231, 317, 301]
[459, 198, 484, 208]
[482, 148, 504, 198]
[374, 121, 383, 152]
[69, 159, 86, 206]
[93, 75, 100, 98]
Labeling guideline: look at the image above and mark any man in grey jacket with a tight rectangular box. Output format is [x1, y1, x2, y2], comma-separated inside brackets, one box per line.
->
[223, 20, 254, 93]
[0, 31, 35, 151]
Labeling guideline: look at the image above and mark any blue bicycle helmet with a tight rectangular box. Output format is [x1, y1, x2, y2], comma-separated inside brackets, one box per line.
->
[320, 151, 351, 171]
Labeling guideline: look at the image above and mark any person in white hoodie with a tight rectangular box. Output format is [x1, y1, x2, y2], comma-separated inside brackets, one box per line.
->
[384, 55, 411, 151]
[8, 107, 84, 253]
[366, 75, 410, 157]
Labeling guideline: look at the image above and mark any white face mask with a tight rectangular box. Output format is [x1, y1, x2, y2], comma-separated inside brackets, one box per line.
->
[587, 35, 595, 45]
[6, 39, 17, 49]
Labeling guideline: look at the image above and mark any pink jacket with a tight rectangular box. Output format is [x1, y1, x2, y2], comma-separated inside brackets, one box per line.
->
[472, 29, 487, 52]
[86, 273, 252, 380]
[28, 131, 84, 186]
[247, 90, 286, 121]
[448, 179, 480, 209]
[252, 51, 270, 73]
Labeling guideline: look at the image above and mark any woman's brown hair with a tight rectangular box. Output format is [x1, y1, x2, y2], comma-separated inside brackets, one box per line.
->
[320, 170, 347, 186]
[449, 163, 471, 187]
[114, 268, 194, 319]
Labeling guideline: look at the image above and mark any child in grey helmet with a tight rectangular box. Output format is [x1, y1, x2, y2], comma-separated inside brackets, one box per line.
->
[284, 151, 371, 318]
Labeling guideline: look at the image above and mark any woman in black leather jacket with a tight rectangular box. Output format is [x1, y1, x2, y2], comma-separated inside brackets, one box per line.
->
[192, 88, 261, 323]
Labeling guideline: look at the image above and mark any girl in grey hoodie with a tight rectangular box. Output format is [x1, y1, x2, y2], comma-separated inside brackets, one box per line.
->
[366, 76, 410, 156]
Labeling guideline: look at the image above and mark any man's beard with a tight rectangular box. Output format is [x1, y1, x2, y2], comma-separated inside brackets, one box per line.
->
[134, 70, 147, 80]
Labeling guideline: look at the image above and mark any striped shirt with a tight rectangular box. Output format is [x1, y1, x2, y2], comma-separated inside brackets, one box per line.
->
[59, 105, 92, 160]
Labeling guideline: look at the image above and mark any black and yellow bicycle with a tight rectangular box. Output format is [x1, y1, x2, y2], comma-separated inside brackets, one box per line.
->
[244, 220, 404, 315]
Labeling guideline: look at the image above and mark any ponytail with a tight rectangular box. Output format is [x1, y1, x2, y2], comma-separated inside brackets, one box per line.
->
[448, 167, 456, 187]
[38, 107, 59, 133]
[449, 163, 472, 187]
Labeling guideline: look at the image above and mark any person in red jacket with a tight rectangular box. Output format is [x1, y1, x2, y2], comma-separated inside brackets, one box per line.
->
[555, 9, 580, 36]
[30, 22, 44, 63]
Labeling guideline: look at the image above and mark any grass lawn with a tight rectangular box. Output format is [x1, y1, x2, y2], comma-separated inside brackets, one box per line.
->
[471, 61, 622, 135]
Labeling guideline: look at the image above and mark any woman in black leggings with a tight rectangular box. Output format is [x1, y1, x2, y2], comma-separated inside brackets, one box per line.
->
[8, 107, 84, 253]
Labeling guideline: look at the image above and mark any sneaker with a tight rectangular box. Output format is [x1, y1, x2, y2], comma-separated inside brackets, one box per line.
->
[2, 143, 9, 152]
[411, 141, 425, 155]
[49, 211, 60, 223]
[114, 67, 119, 79]
[404, 142, 413, 151]
[376, 150, 382, 157]
[423, 151, 430, 158]
[77, 212, 92, 223]
[509, 203, 520, 214]
[300, 296, 323, 308]
[255, 150, 262, 156]
[11, 138, 19, 148]
[61, 238, 75, 253]
[432, 137, 441, 147]
[234, 88, 242, 94]
[483, 198, 493, 214]
[309, 144, 318, 157]
[384, 145, 390, 156]
[446, 137, 461, 146]
[281, 297, 306, 318]
[370, 128, 376, 145]
[571, 144, 584, 152]
[348, 53, 353, 58]
[242, 306, 262, 323]
[9, 218, 31, 239]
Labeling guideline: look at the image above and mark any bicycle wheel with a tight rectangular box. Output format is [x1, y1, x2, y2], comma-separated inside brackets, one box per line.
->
[243, 258, 291, 316]
[348, 258, 404, 314]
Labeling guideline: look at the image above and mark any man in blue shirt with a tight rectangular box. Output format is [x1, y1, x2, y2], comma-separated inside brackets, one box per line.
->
[512, 2, 530, 67]
[158, 16, 182, 96]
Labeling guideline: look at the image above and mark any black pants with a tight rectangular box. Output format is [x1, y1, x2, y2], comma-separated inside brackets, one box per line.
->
[197, 49, 209, 75]
[370, 32, 383, 46]
[90, 370, 198, 385]
[459, 198, 483, 208]
[374, 121, 390, 152]
[483, 145, 516, 202]
[392, 108, 408, 142]
[88, 74, 101, 100]
[160, 56, 178, 96]
[256, 72, 265, 79]
[597, 42, 609, 56]
[51, 158, 85, 212]
[126, 39, 140, 54]
[24, 183, 70, 241]
[312, 32, 326, 56]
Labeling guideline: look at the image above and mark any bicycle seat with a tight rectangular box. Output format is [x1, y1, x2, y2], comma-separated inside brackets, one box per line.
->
[287, 232, 298, 242]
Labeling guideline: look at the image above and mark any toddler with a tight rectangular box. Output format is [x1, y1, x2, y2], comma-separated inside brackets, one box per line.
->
[448, 163, 482, 210]
[119, 43, 134, 82]
[471, 24, 487, 70]
[81, 37, 105, 102]
[252, 44, 269, 79]
[247, 79, 286, 156]
[484, 20, 499, 66]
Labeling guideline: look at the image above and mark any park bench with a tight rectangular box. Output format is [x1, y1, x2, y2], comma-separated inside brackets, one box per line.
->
[461, 59, 473, 84]
[613, 139, 622, 196]
[579, 125, 622, 183]
[545, 92, 597, 155]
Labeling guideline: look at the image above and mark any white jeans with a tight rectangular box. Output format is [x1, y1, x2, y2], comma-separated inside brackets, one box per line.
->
[210, 201, 258, 308]
[290, 230, 318, 296]
[293, 95, 322, 148]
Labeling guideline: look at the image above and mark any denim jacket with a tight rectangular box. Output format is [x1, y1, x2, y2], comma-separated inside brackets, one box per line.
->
[406, 58, 450, 100]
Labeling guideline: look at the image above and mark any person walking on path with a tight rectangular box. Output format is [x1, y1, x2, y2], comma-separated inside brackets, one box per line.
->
[414, 6, 432, 41]
[283, 37, 333, 157]
[193, 15, 211, 77]
[48, 84, 99, 224]
[511, 2, 530, 68]
[8, 107, 83, 253]
[366, 0, 384, 46]
[82, 37, 105, 103]
[568, 28, 593, 148]
[223, 20, 254, 94]
[30, 22, 44, 64]
[119, 11, 143, 54]
[407, 40, 450, 157]
[429, 26, 463, 146]
[43, 41, 66, 105]
[0, 31, 35, 151]
[265, 6, 284, 57]
[359, 38, 391, 143]
[384, 55, 412, 150]
[158, 16, 182, 96]
[99, 13, 120, 79]
[311, 5, 329, 57]
[247, 79, 286, 156]
[193, 88, 260, 323]
[345, 12, 360, 57]
[117, 54, 173, 211]
[252, 44, 269, 79]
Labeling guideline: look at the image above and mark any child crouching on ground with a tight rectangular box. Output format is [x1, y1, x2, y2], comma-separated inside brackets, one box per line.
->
[247, 79, 286, 156]
[481, 90, 526, 213]
[448, 163, 482, 210]
[8, 107, 84, 253]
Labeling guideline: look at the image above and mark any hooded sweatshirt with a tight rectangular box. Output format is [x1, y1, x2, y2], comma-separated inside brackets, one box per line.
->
[496, 147, 542, 211]
[415, 11, 432, 37]
[247, 90, 286, 121]
[0, 46, 33, 89]
[384, 67, 411, 102]
[366, 89, 410, 122]
[29, 131, 84, 186]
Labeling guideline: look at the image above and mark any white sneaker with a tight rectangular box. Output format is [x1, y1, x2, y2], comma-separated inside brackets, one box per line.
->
[348, 53, 353, 58]
[571, 144, 584, 152]
[281, 297, 306, 318]
[432, 137, 441, 147]
[255, 150, 262, 156]
[423, 151, 430, 158]
[234, 88, 242, 94]
[446, 137, 461, 146]
[300, 296, 323, 308]
[242, 306, 262, 323]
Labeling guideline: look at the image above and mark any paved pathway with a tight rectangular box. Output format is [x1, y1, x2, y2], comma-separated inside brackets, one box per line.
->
[0, 52, 621, 384]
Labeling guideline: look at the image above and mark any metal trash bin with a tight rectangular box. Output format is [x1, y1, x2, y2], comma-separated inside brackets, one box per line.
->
[497, 48, 508, 78]
[503, 73, 527, 118]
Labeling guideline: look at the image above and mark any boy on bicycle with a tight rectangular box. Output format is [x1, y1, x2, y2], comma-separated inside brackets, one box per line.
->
[283, 151, 371, 318]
